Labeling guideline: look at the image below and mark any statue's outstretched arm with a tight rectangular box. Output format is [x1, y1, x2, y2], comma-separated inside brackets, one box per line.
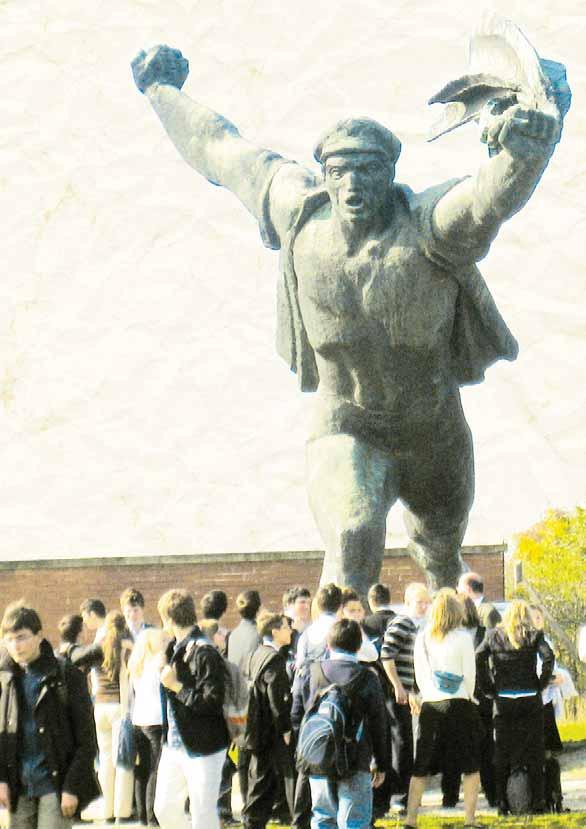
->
[432, 104, 561, 261]
[131, 46, 283, 219]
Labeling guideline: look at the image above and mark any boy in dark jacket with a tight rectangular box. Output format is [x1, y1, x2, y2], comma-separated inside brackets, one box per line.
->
[295, 619, 389, 829]
[242, 611, 295, 829]
[0, 602, 100, 829]
[155, 589, 228, 829]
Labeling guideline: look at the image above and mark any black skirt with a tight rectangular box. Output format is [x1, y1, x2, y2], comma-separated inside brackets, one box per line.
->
[543, 700, 563, 754]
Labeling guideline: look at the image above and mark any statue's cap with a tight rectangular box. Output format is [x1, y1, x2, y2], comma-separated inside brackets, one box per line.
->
[313, 118, 401, 164]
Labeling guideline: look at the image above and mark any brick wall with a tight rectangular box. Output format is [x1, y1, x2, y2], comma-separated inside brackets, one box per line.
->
[0, 545, 505, 645]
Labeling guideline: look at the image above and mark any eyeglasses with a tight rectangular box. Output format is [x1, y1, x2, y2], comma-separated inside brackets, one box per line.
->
[4, 632, 35, 646]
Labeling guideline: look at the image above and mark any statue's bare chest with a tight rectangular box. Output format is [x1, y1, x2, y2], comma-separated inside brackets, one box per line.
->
[293, 218, 458, 349]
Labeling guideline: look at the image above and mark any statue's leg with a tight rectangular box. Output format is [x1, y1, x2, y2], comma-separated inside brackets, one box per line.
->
[305, 433, 398, 600]
[401, 413, 474, 590]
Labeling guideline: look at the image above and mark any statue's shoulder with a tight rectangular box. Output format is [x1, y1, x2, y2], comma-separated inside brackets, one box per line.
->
[394, 178, 465, 216]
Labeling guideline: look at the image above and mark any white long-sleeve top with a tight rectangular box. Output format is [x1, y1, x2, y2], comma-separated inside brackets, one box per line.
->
[131, 658, 164, 727]
[414, 627, 476, 703]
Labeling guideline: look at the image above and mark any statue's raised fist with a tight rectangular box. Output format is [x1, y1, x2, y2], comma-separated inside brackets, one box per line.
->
[481, 102, 561, 160]
[131, 45, 189, 94]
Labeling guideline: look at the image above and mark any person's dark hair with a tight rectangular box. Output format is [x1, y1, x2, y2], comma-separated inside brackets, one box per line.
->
[1, 601, 42, 636]
[201, 590, 228, 621]
[367, 583, 390, 607]
[236, 590, 261, 621]
[58, 613, 84, 644]
[283, 584, 311, 604]
[257, 611, 289, 639]
[460, 573, 484, 595]
[316, 583, 343, 614]
[340, 587, 360, 607]
[157, 589, 197, 628]
[79, 598, 106, 618]
[457, 594, 481, 629]
[120, 587, 145, 609]
[327, 619, 362, 653]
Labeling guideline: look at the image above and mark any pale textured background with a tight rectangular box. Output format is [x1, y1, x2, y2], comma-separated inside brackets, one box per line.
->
[1, 1, 584, 561]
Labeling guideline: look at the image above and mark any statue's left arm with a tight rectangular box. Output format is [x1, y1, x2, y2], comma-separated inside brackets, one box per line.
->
[432, 105, 561, 261]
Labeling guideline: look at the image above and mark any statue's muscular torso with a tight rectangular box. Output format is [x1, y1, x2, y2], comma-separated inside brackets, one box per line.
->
[293, 197, 460, 423]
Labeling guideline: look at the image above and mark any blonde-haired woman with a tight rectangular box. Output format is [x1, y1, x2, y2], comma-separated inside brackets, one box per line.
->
[93, 610, 135, 821]
[477, 599, 554, 815]
[128, 628, 166, 827]
[404, 590, 481, 829]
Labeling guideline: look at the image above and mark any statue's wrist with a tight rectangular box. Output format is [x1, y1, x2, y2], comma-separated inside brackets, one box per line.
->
[145, 81, 161, 99]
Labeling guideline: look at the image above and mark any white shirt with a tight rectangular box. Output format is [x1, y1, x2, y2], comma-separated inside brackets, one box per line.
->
[357, 632, 379, 663]
[131, 658, 163, 727]
[578, 625, 586, 663]
[295, 613, 337, 668]
[414, 627, 476, 703]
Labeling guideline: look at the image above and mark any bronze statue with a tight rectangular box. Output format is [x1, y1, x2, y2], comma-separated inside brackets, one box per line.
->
[131, 17, 568, 595]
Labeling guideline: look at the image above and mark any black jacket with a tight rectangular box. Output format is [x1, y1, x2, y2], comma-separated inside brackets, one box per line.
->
[362, 609, 396, 644]
[0, 640, 100, 813]
[477, 627, 554, 697]
[245, 644, 291, 750]
[294, 658, 390, 774]
[163, 627, 229, 756]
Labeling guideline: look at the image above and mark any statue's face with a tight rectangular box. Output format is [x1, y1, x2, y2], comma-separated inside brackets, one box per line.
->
[324, 152, 393, 223]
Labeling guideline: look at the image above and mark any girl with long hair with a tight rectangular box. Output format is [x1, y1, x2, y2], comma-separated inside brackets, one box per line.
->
[94, 610, 135, 821]
[477, 599, 555, 815]
[128, 628, 167, 827]
[405, 590, 482, 829]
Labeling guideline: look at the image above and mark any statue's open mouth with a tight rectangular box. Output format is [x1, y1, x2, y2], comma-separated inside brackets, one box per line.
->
[345, 195, 364, 209]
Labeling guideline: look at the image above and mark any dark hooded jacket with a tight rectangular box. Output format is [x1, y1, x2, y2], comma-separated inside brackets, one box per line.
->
[0, 639, 100, 813]
[244, 644, 291, 751]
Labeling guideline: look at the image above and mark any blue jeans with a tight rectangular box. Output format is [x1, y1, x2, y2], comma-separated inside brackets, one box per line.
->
[309, 771, 372, 829]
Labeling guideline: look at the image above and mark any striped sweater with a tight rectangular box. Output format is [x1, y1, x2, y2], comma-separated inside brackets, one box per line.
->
[380, 614, 418, 691]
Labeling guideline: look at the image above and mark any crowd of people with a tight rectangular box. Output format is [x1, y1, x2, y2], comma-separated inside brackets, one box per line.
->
[0, 571, 577, 829]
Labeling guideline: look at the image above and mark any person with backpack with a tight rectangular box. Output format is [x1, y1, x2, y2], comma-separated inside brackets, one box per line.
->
[404, 590, 481, 829]
[296, 619, 388, 829]
[241, 611, 295, 829]
[477, 599, 554, 816]
[291, 583, 343, 829]
[154, 589, 229, 829]
[0, 601, 100, 829]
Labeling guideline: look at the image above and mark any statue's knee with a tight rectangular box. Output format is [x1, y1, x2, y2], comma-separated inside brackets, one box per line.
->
[338, 518, 385, 556]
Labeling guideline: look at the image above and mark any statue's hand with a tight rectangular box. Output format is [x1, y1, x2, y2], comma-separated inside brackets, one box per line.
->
[482, 103, 561, 160]
[131, 45, 189, 94]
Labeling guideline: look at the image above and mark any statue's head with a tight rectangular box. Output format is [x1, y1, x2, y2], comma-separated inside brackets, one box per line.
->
[314, 118, 401, 223]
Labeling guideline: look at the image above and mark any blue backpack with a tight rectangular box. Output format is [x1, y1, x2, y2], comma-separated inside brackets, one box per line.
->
[296, 663, 366, 779]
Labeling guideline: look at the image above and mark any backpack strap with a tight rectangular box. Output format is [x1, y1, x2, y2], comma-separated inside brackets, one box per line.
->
[309, 662, 367, 707]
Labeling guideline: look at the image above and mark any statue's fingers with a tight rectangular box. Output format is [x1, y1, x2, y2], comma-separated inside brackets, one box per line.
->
[485, 115, 506, 146]
[539, 114, 561, 144]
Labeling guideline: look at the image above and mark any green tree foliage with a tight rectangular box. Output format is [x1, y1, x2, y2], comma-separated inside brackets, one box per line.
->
[512, 506, 586, 692]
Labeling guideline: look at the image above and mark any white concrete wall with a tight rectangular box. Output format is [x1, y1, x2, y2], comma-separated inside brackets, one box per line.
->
[1, 1, 584, 560]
